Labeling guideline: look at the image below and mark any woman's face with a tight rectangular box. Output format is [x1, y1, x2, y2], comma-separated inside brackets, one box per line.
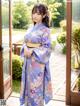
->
[32, 12, 43, 24]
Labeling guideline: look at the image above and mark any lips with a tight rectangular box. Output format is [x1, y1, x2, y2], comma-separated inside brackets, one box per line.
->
[33, 18, 37, 20]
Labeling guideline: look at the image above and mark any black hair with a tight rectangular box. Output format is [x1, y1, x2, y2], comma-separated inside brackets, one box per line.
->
[32, 4, 50, 28]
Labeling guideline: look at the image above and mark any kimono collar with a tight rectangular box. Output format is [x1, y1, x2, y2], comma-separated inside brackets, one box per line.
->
[34, 23, 43, 29]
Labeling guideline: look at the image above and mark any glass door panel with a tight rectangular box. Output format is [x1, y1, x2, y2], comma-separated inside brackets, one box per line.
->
[2, 0, 10, 80]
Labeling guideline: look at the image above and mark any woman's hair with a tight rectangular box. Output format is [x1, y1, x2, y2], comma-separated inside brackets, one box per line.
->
[32, 4, 50, 27]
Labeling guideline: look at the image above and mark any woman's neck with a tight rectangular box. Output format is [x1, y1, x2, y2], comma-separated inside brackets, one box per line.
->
[35, 22, 42, 25]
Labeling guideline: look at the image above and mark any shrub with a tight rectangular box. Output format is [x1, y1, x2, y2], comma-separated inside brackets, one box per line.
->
[51, 41, 56, 50]
[72, 25, 80, 52]
[59, 20, 78, 32]
[59, 20, 66, 31]
[12, 54, 23, 80]
[13, 80, 21, 93]
[72, 25, 80, 69]
[57, 31, 66, 45]
[62, 45, 66, 54]
[57, 31, 66, 54]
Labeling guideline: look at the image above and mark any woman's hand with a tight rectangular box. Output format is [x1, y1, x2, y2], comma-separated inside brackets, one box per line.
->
[24, 47, 33, 58]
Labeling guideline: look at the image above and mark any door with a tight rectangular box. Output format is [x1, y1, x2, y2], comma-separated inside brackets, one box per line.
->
[0, 0, 12, 99]
[66, 0, 80, 105]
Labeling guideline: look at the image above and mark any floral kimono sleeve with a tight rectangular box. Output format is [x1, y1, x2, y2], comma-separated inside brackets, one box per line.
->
[33, 29, 51, 64]
[20, 36, 28, 59]
[20, 44, 26, 58]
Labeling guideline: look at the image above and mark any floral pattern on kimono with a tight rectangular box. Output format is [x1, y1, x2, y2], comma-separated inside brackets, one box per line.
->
[19, 23, 53, 106]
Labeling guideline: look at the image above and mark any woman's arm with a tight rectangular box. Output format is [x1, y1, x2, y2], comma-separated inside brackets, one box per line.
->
[33, 28, 51, 64]
[20, 43, 33, 58]
[24, 46, 33, 57]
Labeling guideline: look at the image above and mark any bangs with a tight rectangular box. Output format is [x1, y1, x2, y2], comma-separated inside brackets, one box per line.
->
[32, 5, 46, 15]
[32, 6, 40, 14]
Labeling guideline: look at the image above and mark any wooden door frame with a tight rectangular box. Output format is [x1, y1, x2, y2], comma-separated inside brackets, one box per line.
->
[0, 0, 12, 99]
[66, 0, 72, 105]
[0, 0, 4, 98]
[9, 0, 12, 96]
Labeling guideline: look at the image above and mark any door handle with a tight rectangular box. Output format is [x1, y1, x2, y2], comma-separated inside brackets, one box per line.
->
[0, 45, 3, 51]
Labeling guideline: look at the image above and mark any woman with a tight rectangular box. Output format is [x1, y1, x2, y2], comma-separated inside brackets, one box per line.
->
[20, 3, 53, 106]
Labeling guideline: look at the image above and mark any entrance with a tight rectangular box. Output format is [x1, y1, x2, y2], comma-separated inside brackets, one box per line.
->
[0, 0, 80, 106]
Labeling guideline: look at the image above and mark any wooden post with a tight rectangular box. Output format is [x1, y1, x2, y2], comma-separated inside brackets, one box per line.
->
[0, 0, 4, 98]
[66, 0, 72, 105]
[9, 0, 12, 93]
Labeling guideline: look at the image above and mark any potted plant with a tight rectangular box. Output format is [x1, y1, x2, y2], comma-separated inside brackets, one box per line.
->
[71, 73, 80, 105]
[71, 25, 80, 105]
[72, 25, 80, 70]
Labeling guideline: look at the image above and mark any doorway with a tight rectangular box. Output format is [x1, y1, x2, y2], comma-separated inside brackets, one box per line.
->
[0, 0, 79, 106]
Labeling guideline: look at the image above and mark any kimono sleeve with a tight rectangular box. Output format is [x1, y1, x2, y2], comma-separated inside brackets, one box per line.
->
[20, 43, 27, 58]
[20, 35, 28, 58]
[33, 29, 51, 64]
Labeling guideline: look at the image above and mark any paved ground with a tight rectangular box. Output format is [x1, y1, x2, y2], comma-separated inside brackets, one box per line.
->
[50, 43, 66, 101]
[6, 95, 77, 106]
[7, 96, 70, 106]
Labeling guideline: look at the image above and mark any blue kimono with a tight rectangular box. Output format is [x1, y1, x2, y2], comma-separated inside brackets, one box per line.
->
[19, 23, 53, 106]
